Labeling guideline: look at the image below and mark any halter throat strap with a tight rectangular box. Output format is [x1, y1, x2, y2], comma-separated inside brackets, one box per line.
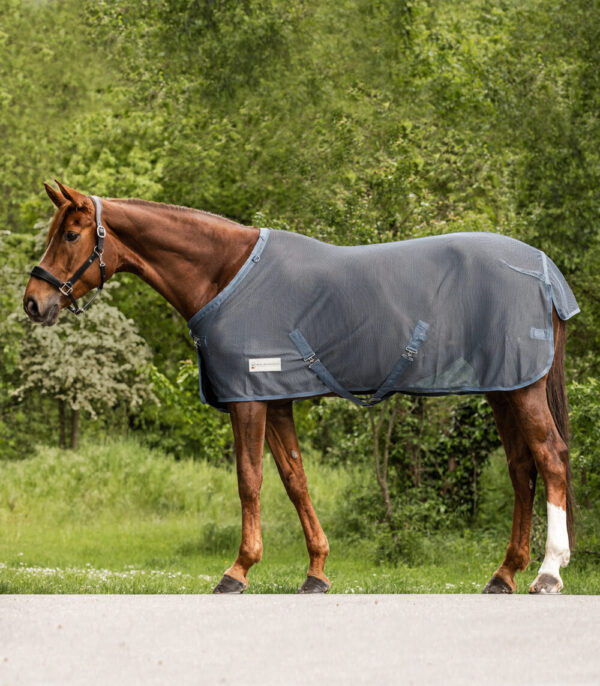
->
[30, 195, 107, 315]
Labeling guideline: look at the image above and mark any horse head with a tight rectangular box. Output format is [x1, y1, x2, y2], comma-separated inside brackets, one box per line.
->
[23, 182, 113, 325]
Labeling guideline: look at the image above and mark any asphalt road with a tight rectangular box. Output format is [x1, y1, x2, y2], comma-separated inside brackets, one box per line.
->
[1, 594, 598, 686]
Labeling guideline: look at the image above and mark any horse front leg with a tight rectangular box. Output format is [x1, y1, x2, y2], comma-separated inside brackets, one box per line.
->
[265, 401, 330, 593]
[213, 401, 267, 594]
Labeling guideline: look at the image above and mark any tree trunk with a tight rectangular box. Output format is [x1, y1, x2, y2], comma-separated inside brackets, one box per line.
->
[58, 398, 66, 449]
[472, 452, 478, 515]
[369, 397, 401, 527]
[411, 397, 424, 487]
[581, 468, 590, 508]
[70, 407, 79, 450]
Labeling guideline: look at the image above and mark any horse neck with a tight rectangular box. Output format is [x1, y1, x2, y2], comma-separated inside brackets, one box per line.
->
[102, 199, 259, 320]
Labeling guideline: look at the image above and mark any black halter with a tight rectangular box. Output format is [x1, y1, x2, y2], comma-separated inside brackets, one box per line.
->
[30, 195, 107, 315]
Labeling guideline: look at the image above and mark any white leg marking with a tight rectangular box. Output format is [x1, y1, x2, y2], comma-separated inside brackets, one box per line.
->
[533, 502, 570, 592]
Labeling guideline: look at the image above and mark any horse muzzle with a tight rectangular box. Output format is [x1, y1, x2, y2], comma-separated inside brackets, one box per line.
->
[23, 291, 61, 326]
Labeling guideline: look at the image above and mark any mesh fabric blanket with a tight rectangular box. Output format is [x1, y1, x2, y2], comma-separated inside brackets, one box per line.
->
[188, 229, 579, 412]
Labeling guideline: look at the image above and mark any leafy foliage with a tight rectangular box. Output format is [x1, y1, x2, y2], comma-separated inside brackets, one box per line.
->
[327, 396, 500, 562]
[0, 0, 599, 547]
[135, 360, 232, 463]
[15, 285, 153, 419]
[569, 378, 600, 518]
[7, 281, 155, 452]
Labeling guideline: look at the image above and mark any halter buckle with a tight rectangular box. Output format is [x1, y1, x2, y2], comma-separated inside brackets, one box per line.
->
[97, 225, 106, 239]
[59, 283, 73, 297]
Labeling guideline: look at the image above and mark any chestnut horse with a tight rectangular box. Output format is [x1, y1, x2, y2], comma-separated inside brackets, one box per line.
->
[23, 182, 575, 594]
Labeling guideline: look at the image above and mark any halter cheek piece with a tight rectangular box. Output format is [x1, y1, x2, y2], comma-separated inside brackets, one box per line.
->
[30, 195, 106, 316]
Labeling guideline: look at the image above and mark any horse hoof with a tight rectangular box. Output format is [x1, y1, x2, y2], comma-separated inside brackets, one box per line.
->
[529, 573, 562, 594]
[212, 574, 247, 594]
[482, 576, 514, 594]
[297, 575, 330, 594]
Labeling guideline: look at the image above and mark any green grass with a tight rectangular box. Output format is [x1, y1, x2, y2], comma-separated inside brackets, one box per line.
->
[0, 438, 598, 593]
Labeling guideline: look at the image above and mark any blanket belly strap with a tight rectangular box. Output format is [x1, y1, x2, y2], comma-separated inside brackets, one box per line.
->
[289, 320, 429, 407]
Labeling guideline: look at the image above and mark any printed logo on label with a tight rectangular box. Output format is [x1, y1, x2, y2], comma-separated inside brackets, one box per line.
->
[249, 358, 282, 373]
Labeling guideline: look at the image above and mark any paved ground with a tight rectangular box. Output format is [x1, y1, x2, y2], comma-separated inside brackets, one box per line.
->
[1, 594, 598, 685]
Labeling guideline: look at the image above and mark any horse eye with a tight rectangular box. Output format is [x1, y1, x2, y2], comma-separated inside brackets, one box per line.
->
[65, 231, 80, 242]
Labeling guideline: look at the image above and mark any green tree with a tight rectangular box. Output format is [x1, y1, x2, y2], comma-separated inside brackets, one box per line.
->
[138, 359, 233, 463]
[569, 378, 600, 513]
[0, 224, 40, 458]
[0, 0, 115, 232]
[14, 286, 154, 449]
[1, 0, 598, 552]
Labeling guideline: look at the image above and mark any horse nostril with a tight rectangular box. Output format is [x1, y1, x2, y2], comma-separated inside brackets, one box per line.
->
[26, 296, 40, 317]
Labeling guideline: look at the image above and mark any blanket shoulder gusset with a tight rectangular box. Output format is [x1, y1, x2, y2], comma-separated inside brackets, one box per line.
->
[188, 230, 579, 412]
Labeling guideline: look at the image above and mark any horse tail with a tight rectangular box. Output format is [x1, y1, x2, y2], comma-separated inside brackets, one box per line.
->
[546, 315, 575, 550]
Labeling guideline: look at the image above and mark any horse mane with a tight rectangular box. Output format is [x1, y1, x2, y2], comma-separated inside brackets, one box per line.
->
[44, 196, 252, 247]
[113, 198, 250, 229]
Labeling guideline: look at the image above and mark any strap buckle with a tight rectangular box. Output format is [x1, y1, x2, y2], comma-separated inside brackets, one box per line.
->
[403, 345, 417, 362]
[97, 225, 106, 239]
[59, 282, 73, 297]
[303, 352, 318, 367]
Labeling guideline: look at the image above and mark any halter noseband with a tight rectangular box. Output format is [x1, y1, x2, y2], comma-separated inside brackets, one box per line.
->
[30, 195, 107, 316]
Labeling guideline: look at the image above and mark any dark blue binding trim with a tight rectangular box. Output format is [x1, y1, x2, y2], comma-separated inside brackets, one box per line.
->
[187, 228, 270, 331]
[188, 227, 270, 412]
[289, 320, 429, 407]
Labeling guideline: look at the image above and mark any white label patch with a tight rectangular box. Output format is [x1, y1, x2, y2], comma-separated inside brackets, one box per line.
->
[249, 358, 281, 373]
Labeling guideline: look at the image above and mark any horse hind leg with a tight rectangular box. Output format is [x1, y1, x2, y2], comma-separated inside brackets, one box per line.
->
[507, 377, 572, 594]
[483, 392, 537, 593]
[265, 401, 331, 593]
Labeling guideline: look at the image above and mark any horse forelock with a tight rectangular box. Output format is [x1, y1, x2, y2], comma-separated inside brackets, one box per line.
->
[46, 204, 71, 246]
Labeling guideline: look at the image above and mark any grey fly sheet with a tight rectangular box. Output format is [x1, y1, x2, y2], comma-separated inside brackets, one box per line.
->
[188, 230, 579, 412]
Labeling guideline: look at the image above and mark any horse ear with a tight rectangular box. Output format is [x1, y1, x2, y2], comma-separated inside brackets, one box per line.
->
[54, 180, 91, 211]
[44, 182, 66, 208]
